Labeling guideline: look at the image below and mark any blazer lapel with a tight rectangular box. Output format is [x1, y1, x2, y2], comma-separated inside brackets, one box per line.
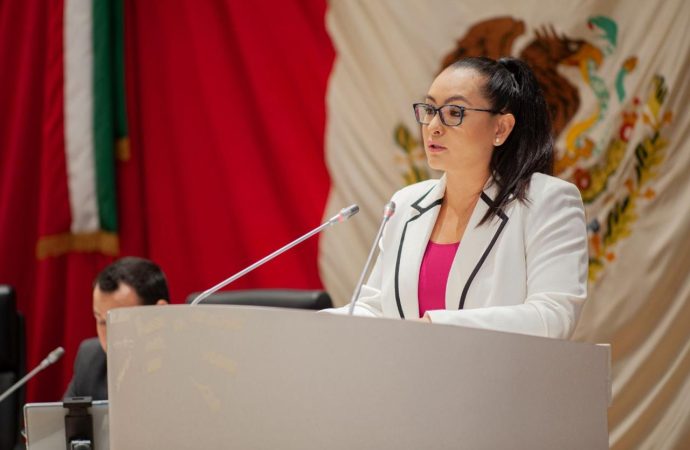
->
[445, 180, 509, 310]
[394, 177, 445, 319]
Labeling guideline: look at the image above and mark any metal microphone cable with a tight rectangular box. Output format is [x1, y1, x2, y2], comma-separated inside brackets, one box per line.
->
[191, 204, 360, 305]
[0, 346, 64, 404]
[348, 201, 395, 315]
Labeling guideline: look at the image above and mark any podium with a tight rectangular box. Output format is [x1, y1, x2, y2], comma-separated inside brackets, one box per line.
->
[107, 305, 610, 449]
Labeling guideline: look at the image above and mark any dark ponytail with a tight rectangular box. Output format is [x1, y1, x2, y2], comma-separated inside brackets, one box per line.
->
[449, 56, 554, 224]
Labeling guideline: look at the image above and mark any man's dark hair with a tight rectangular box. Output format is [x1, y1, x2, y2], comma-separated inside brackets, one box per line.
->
[94, 257, 169, 305]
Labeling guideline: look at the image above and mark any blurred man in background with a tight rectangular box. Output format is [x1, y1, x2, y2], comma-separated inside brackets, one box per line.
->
[64, 257, 169, 400]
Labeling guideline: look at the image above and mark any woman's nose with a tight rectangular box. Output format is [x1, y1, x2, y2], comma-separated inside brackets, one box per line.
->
[427, 112, 444, 135]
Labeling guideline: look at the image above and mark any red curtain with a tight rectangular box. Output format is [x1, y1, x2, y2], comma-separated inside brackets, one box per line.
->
[0, 0, 333, 401]
[122, 0, 334, 298]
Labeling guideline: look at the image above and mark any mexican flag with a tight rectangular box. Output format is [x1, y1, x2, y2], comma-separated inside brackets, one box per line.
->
[1, 0, 335, 402]
[0, 0, 129, 403]
[322, 2, 690, 449]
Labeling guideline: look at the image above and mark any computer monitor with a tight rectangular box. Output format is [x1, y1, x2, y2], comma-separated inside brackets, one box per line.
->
[23, 400, 109, 450]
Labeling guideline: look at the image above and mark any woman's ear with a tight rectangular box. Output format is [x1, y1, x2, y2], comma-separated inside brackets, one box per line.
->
[494, 113, 516, 146]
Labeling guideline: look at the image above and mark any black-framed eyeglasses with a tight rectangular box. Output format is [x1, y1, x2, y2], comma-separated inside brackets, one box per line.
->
[413, 102, 500, 127]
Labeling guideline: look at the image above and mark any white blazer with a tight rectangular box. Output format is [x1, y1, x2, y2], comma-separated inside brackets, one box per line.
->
[330, 173, 588, 339]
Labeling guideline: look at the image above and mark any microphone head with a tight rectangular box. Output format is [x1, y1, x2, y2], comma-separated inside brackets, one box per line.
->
[46, 346, 65, 365]
[335, 204, 359, 223]
[383, 201, 396, 219]
[341, 204, 359, 218]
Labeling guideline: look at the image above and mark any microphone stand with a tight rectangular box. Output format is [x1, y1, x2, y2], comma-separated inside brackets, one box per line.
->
[348, 201, 395, 315]
[190, 204, 359, 305]
[0, 346, 64, 404]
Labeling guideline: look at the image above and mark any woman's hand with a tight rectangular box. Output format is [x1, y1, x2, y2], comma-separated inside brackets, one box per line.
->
[419, 314, 432, 323]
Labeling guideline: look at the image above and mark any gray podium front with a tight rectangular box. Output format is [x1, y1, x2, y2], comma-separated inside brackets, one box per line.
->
[107, 305, 610, 449]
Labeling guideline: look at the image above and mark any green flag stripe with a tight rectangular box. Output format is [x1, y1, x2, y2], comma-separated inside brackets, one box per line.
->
[113, 0, 127, 138]
[91, 0, 120, 232]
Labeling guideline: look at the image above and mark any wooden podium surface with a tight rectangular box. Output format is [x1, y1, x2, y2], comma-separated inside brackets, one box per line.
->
[107, 305, 609, 449]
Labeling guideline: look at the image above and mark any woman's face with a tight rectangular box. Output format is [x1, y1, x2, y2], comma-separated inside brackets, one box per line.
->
[421, 67, 511, 175]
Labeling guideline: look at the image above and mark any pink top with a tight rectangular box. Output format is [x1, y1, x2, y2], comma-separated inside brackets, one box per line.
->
[417, 240, 460, 318]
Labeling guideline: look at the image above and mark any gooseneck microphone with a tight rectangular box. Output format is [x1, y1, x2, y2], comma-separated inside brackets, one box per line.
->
[348, 201, 395, 315]
[0, 346, 65, 404]
[191, 204, 360, 305]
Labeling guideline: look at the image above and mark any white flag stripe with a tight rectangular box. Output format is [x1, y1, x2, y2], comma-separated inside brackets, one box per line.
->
[64, 0, 99, 233]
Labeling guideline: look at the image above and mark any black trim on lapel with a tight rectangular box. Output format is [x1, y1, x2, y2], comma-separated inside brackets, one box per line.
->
[394, 186, 442, 319]
[458, 192, 509, 309]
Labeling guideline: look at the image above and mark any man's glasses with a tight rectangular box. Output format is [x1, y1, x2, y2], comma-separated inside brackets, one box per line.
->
[413, 102, 500, 127]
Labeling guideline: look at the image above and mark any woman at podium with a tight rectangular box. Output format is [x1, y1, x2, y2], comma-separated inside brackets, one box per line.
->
[330, 56, 587, 340]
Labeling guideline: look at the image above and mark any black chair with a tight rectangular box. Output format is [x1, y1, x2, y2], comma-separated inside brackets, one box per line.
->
[0, 285, 26, 450]
[186, 289, 333, 310]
